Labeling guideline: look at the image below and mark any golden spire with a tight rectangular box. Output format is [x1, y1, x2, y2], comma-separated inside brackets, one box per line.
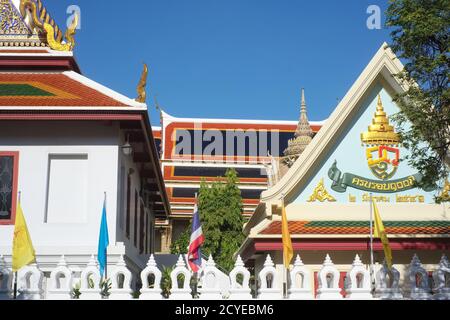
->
[283, 88, 313, 162]
[361, 94, 399, 146]
[135, 63, 148, 103]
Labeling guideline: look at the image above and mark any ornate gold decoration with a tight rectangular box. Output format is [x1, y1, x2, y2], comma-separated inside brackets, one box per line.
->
[43, 13, 78, 51]
[361, 95, 400, 146]
[135, 63, 148, 103]
[282, 88, 314, 168]
[19, 0, 77, 51]
[438, 179, 450, 202]
[0, 0, 30, 35]
[307, 178, 336, 202]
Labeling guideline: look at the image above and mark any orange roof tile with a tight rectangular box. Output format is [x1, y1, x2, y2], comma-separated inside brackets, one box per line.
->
[260, 221, 450, 235]
[0, 73, 131, 107]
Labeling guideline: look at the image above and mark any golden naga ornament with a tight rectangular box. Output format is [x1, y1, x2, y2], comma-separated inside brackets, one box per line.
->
[20, 0, 77, 51]
[135, 63, 149, 103]
[307, 178, 336, 202]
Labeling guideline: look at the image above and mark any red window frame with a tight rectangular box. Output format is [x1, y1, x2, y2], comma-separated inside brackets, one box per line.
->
[0, 151, 19, 225]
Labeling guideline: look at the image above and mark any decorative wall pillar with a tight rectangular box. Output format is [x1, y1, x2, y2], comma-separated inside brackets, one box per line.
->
[0, 255, 12, 300]
[79, 255, 102, 300]
[199, 255, 223, 300]
[375, 261, 403, 300]
[140, 254, 163, 300]
[47, 256, 73, 300]
[109, 255, 133, 300]
[288, 255, 313, 300]
[316, 254, 342, 300]
[257, 255, 282, 300]
[169, 255, 192, 300]
[407, 254, 432, 300]
[344, 254, 372, 300]
[229, 256, 252, 300]
[17, 263, 44, 300]
[432, 255, 450, 300]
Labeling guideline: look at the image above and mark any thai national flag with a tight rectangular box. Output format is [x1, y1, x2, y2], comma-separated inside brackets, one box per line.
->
[188, 204, 205, 273]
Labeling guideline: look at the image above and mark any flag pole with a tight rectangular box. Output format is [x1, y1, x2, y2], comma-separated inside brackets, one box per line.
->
[282, 195, 288, 299]
[104, 192, 108, 281]
[369, 193, 375, 292]
[13, 191, 22, 299]
[193, 192, 198, 298]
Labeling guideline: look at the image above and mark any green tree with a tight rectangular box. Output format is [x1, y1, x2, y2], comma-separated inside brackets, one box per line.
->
[386, 0, 449, 201]
[170, 168, 245, 272]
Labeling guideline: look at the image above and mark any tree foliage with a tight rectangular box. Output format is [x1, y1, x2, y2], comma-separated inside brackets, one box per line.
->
[386, 0, 450, 201]
[170, 168, 245, 272]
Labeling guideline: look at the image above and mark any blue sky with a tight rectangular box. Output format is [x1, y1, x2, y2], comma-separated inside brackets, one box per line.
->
[46, 0, 392, 126]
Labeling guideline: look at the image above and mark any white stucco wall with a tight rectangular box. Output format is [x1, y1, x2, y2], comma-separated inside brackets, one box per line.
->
[0, 121, 119, 250]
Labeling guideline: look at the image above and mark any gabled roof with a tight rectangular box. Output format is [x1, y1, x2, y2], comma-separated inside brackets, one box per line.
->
[259, 43, 408, 206]
[0, 71, 146, 110]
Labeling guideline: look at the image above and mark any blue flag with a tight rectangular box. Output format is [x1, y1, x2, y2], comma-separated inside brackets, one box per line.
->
[97, 199, 109, 277]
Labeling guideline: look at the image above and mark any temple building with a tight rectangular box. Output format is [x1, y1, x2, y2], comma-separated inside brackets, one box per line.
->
[0, 0, 169, 290]
[237, 43, 450, 295]
[153, 92, 325, 252]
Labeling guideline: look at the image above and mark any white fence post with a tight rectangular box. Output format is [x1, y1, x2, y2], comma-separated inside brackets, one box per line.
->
[288, 255, 313, 300]
[169, 255, 192, 300]
[257, 255, 282, 300]
[229, 255, 252, 300]
[17, 263, 44, 300]
[140, 254, 163, 300]
[432, 254, 450, 300]
[47, 255, 73, 300]
[407, 254, 432, 300]
[79, 255, 102, 300]
[375, 260, 403, 300]
[345, 254, 372, 300]
[316, 254, 342, 300]
[109, 255, 133, 300]
[0, 255, 12, 300]
[199, 255, 223, 300]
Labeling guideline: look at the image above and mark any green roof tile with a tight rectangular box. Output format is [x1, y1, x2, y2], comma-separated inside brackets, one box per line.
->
[0, 84, 54, 96]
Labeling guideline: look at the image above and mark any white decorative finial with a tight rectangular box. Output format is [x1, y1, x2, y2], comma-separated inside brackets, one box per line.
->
[410, 254, 421, 266]
[116, 255, 126, 267]
[206, 255, 215, 267]
[176, 255, 185, 268]
[235, 256, 245, 267]
[264, 255, 274, 267]
[294, 255, 304, 267]
[57, 255, 67, 267]
[147, 254, 157, 267]
[352, 254, 363, 266]
[324, 254, 333, 266]
[88, 255, 97, 267]
[439, 254, 449, 267]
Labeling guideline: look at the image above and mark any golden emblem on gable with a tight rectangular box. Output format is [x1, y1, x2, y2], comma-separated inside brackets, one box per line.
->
[307, 178, 336, 202]
[361, 95, 400, 181]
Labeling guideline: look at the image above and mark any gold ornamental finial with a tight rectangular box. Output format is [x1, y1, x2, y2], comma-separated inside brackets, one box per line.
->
[135, 63, 148, 103]
[361, 94, 399, 146]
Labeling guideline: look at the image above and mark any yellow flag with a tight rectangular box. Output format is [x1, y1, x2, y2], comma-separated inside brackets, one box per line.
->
[281, 199, 293, 269]
[12, 202, 36, 272]
[372, 199, 392, 269]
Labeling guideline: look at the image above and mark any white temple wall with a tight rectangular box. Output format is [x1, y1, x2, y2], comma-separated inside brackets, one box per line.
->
[0, 121, 153, 288]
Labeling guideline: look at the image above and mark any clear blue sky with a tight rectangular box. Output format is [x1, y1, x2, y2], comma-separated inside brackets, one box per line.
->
[47, 0, 392, 126]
